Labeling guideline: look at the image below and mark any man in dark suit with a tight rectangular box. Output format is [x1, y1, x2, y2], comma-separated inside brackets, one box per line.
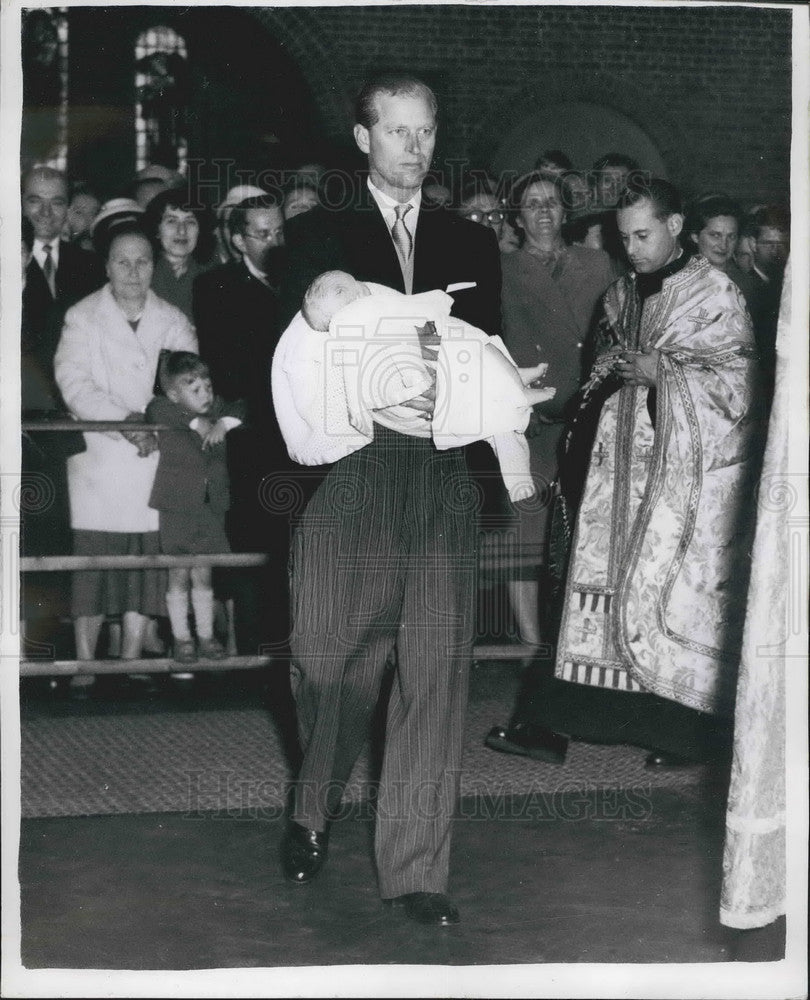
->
[22, 166, 105, 382]
[277, 74, 501, 927]
[747, 204, 789, 406]
[193, 196, 290, 657]
[21, 167, 103, 660]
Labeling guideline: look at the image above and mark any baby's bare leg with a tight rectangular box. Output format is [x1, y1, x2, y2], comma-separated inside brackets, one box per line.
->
[517, 361, 548, 387]
[524, 385, 557, 406]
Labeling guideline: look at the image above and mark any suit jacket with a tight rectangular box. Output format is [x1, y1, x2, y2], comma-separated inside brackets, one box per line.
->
[192, 260, 281, 428]
[747, 270, 783, 390]
[23, 241, 105, 383]
[279, 184, 502, 337]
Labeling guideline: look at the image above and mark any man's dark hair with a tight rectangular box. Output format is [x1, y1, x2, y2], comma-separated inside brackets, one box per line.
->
[158, 350, 210, 393]
[457, 178, 496, 207]
[684, 195, 743, 238]
[754, 204, 790, 236]
[617, 176, 682, 219]
[69, 180, 98, 202]
[592, 152, 640, 174]
[355, 73, 438, 129]
[535, 149, 573, 172]
[227, 195, 282, 239]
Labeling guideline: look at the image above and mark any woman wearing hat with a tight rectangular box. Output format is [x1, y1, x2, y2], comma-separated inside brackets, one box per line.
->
[54, 223, 197, 687]
[90, 198, 146, 253]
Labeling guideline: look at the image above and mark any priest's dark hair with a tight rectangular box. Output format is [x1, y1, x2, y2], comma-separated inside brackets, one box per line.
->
[617, 176, 682, 220]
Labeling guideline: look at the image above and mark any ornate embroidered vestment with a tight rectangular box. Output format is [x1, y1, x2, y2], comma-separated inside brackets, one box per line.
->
[555, 255, 763, 716]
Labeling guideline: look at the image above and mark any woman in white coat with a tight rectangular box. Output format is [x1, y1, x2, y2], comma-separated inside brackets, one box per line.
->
[55, 227, 198, 675]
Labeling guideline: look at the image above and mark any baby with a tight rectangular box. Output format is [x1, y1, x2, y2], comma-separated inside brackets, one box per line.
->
[275, 271, 556, 501]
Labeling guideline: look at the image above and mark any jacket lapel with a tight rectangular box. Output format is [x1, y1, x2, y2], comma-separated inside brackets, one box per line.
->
[413, 205, 458, 294]
[344, 190, 404, 291]
[54, 241, 74, 300]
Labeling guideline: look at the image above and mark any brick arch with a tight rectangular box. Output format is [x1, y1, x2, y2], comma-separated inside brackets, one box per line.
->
[472, 71, 696, 187]
[245, 7, 354, 140]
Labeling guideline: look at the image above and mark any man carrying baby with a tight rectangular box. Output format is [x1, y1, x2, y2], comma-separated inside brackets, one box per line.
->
[292, 270, 554, 503]
[276, 73, 501, 927]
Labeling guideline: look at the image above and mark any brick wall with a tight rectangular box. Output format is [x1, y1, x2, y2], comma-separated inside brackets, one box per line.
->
[252, 4, 793, 206]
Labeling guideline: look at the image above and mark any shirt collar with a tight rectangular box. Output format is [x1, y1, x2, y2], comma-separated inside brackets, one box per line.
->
[241, 255, 268, 284]
[33, 237, 60, 265]
[752, 263, 770, 283]
[367, 177, 422, 221]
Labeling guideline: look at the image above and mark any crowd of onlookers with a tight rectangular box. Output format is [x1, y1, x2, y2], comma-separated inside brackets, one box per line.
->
[19, 143, 790, 693]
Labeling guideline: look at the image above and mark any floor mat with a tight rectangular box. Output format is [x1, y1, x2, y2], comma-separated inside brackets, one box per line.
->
[19, 665, 716, 819]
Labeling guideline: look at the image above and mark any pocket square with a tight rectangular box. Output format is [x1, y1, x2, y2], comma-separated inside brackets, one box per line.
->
[445, 282, 477, 293]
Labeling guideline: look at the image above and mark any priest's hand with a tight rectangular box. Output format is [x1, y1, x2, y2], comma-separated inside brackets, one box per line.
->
[616, 347, 659, 387]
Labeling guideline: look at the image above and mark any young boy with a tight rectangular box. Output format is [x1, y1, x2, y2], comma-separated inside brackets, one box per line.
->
[273, 270, 556, 501]
[146, 352, 243, 663]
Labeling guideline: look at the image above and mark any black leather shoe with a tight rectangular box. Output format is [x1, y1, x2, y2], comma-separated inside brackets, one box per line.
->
[389, 892, 460, 926]
[281, 822, 329, 884]
[644, 750, 696, 770]
[485, 722, 568, 764]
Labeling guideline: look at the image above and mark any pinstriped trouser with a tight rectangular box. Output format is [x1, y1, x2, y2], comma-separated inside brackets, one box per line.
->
[288, 426, 477, 897]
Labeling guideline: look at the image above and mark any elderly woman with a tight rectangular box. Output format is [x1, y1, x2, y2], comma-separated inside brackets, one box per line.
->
[54, 226, 198, 682]
[500, 171, 616, 645]
[684, 194, 756, 309]
[144, 188, 214, 321]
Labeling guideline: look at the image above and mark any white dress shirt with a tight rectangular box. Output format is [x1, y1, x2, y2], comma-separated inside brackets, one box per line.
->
[33, 237, 61, 274]
[366, 178, 421, 294]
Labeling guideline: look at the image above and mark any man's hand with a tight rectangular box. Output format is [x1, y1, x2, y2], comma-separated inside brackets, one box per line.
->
[616, 347, 660, 387]
[400, 382, 436, 420]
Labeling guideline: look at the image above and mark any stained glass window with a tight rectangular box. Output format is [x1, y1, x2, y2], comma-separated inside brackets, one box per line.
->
[134, 26, 189, 174]
[21, 7, 69, 171]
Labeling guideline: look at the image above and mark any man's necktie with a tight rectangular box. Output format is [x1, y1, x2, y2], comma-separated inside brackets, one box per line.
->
[391, 204, 413, 262]
[42, 244, 56, 297]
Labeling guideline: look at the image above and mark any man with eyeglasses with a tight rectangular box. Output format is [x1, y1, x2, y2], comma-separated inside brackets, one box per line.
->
[193, 195, 291, 659]
[456, 184, 519, 254]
